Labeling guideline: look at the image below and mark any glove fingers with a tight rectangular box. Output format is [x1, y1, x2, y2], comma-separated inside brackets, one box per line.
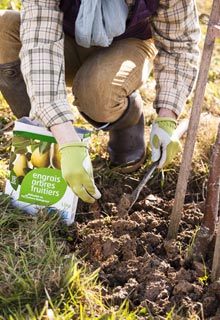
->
[81, 185, 97, 204]
[150, 119, 181, 169]
[84, 186, 101, 201]
[161, 141, 181, 168]
[151, 148, 161, 163]
[70, 183, 96, 204]
[60, 143, 101, 203]
[82, 156, 102, 199]
[76, 176, 101, 202]
[91, 185, 102, 200]
[84, 179, 101, 200]
[158, 150, 167, 169]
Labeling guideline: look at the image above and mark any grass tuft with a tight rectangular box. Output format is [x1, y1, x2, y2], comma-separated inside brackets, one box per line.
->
[0, 194, 139, 319]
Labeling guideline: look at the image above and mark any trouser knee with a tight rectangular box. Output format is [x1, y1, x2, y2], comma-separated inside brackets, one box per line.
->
[72, 38, 156, 124]
[73, 74, 127, 124]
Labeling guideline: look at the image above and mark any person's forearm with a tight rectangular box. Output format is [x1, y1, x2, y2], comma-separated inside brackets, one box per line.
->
[158, 108, 177, 120]
[50, 121, 81, 145]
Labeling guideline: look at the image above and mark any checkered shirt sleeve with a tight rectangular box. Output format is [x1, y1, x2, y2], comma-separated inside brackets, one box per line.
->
[19, 0, 74, 127]
[150, 0, 200, 116]
[19, 0, 200, 127]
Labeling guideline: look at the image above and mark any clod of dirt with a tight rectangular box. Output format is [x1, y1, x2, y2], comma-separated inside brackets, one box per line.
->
[164, 239, 180, 258]
[117, 193, 132, 218]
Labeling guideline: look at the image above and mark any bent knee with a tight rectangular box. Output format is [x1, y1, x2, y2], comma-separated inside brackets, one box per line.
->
[73, 75, 127, 123]
[72, 55, 131, 123]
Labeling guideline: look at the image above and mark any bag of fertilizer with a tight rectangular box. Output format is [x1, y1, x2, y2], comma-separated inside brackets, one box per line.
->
[4, 117, 91, 225]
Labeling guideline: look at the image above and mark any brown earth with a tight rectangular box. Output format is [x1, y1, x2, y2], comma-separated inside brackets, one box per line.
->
[68, 150, 220, 320]
[66, 103, 220, 319]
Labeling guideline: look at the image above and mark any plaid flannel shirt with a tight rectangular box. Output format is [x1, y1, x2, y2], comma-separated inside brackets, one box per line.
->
[19, 0, 200, 127]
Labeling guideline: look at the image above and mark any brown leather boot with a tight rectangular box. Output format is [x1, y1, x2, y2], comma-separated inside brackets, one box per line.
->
[105, 91, 146, 173]
[0, 60, 31, 118]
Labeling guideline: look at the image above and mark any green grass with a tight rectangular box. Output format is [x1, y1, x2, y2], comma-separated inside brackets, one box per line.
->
[0, 194, 143, 319]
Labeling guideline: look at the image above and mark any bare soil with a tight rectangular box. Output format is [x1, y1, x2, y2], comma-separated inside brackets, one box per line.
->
[70, 160, 220, 320]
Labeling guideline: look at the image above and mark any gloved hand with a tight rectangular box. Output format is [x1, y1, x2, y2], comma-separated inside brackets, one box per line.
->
[150, 117, 181, 168]
[59, 142, 101, 203]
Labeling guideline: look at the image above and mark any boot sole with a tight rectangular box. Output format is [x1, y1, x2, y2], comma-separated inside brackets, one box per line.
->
[110, 151, 146, 174]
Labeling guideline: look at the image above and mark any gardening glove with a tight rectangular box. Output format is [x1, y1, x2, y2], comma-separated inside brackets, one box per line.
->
[59, 142, 101, 203]
[150, 117, 181, 169]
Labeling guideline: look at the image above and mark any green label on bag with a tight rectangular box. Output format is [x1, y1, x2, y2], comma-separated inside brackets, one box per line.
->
[18, 168, 67, 205]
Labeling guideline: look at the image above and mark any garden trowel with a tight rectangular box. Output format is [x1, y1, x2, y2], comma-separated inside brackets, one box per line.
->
[118, 118, 189, 215]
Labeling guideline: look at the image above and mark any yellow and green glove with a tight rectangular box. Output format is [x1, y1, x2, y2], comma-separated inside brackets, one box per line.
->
[59, 142, 101, 203]
[150, 117, 181, 168]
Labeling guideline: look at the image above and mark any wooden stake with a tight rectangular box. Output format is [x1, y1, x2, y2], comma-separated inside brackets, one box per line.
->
[189, 122, 220, 262]
[212, 219, 220, 281]
[203, 123, 220, 235]
[167, 0, 220, 240]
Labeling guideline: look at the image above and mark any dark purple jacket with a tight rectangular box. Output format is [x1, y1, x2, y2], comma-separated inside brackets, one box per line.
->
[59, 0, 159, 42]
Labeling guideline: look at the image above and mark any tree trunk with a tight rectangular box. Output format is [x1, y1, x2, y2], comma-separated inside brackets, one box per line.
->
[167, 0, 220, 240]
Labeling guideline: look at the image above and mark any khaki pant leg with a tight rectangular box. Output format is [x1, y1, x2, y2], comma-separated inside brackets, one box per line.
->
[73, 38, 157, 123]
[0, 10, 21, 64]
[64, 34, 100, 87]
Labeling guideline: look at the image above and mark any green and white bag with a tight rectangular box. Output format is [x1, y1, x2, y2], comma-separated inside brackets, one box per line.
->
[5, 117, 91, 225]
